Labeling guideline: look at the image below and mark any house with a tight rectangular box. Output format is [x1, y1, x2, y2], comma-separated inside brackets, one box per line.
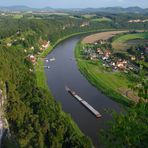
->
[1, 13, 5, 16]
[90, 53, 98, 60]
[21, 37, 25, 41]
[97, 48, 103, 55]
[31, 46, 34, 50]
[116, 60, 127, 70]
[40, 40, 50, 50]
[28, 55, 36, 64]
[104, 49, 111, 59]
[80, 22, 89, 27]
[98, 40, 106, 45]
[128, 19, 148, 23]
[110, 61, 116, 66]
[102, 56, 108, 60]
[131, 56, 136, 61]
[29, 69, 33, 72]
[122, 60, 127, 64]
[63, 26, 66, 30]
[141, 55, 145, 59]
[116, 61, 125, 69]
[7, 43, 12, 47]
[84, 48, 91, 55]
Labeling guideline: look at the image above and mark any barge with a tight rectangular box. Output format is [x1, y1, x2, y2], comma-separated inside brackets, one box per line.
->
[65, 86, 102, 118]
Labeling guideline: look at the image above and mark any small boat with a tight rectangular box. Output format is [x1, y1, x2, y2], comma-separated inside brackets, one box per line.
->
[44, 66, 50, 69]
[50, 57, 55, 62]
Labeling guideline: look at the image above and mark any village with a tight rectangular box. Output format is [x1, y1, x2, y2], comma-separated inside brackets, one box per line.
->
[0, 24, 56, 68]
[82, 40, 140, 73]
[27, 40, 50, 65]
[128, 19, 148, 23]
[2, 30, 51, 66]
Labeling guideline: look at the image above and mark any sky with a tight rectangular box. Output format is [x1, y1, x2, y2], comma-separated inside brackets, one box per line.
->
[0, 0, 148, 8]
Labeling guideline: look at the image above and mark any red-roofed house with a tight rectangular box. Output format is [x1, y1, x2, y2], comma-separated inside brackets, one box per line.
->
[28, 55, 36, 64]
[104, 50, 111, 58]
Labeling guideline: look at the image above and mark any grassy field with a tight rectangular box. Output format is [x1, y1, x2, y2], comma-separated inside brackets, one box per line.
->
[75, 42, 134, 106]
[91, 17, 112, 22]
[13, 14, 23, 19]
[112, 32, 148, 51]
[82, 14, 96, 19]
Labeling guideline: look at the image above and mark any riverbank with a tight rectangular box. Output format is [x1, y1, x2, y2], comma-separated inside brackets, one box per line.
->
[75, 41, 133, 106]
[36, 29, 114, 89]
[35, 33, 95, 147]
[35, 29, 130, 147]
[35, 30, 114, 147]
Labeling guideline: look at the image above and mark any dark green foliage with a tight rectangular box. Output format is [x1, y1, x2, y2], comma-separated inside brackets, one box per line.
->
[0, 27, 93, 148]
[100, 102, 148, 148]
[0, 45, 92, 148]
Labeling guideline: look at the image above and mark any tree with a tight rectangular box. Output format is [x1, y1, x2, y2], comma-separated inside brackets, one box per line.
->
[100, 102, 148, 148]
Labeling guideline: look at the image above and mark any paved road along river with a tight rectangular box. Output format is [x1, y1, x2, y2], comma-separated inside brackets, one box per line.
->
[44, 36, 122, 147]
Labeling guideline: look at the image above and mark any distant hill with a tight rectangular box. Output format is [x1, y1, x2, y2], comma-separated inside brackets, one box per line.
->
[0, 5, 148, 14]
[80, 7, 148, 14]
[0, 5, 34, 11]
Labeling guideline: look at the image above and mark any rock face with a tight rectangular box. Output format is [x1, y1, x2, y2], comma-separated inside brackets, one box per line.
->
[0, 89, 5, 146]
[0, 87, 10, 147]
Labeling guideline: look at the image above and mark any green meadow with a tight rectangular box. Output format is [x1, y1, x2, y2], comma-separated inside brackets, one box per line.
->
[75, 42, 133, 106]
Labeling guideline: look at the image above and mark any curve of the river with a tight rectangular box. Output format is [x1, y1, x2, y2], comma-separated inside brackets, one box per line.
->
[44, 36, 122, 147]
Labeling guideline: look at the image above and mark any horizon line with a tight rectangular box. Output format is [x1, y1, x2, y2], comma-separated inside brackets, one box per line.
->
[0, 5, 147, 9]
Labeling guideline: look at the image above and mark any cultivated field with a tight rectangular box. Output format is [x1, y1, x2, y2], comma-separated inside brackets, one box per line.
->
[91, 17, 112, 22]
[112, 32, 148, 51]
[82, 30, 128, 44]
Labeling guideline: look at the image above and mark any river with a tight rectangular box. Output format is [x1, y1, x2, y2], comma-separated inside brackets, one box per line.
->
[44, 36, 122, 147]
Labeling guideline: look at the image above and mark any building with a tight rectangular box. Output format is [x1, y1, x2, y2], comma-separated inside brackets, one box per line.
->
[7, 43, 12, 47]
[116, 60, 127, 70]
[131, 56, 136, 61]
[90, 53, 98, 60]
[80, 22, 89, 27]
[28, 55, 36, 64]
[97, 48, 103, 55]
[31, 46, 34, 50]
[40, 40, 50, 51]
[104, 49, 111, 59]
[98, 40, 106, 45]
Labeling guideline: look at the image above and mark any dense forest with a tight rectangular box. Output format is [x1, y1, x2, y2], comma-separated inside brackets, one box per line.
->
[0, 15, 95, 147]
[0, 41, 93, 148]
[0, 12, 148, 147]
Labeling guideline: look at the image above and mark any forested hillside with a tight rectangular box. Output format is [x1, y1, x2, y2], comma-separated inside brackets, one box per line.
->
[0, 41, 93, 148]
[0, 16, 94, 147]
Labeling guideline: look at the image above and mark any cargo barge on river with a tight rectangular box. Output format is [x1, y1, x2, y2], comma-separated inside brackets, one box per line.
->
[65, 86, 102, 118]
